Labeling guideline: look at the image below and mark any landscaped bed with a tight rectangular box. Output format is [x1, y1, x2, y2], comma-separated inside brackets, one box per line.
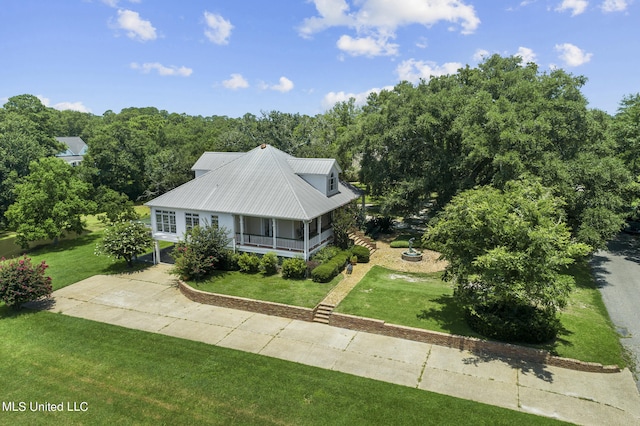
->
[189, 270, 342, 308]
[335, 265, 626, 367]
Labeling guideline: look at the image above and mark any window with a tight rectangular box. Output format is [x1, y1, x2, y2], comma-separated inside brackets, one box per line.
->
[329, 172, 337, 192]
[210, 215, 219, 229]
[156, 210, 176, 233]
[185, 213, 199, 231]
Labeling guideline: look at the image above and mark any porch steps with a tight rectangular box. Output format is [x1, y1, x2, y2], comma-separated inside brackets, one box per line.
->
[348, 230, 377, 255]
[313, 303, 335, 324]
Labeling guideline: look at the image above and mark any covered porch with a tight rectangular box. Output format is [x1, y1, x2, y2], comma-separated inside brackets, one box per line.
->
[234, 213, 333, 260]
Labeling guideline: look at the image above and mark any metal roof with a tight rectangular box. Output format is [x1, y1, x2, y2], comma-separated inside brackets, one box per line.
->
[191, 152, 245, 172]
[146, 144, 361, 220]
[287, 158, 341, 175]
[55, 137, 87, 156]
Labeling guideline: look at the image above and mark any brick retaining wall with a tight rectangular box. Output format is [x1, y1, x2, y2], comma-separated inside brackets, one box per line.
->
[178, 281, 315, 322]
[329, 312, 620, 373]
[179, 281, 619, 373]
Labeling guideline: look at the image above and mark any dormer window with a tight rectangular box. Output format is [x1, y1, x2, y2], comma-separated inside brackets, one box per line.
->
[329, 172, 337, 193]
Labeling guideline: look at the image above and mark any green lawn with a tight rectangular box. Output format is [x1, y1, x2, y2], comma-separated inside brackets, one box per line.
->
[0, 309, 564, 425]
[190, 270, 342, 308]
[336, 265, 626, 367]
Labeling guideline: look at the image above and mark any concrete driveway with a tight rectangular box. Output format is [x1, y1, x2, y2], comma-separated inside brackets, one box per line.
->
[40, 265, 640, 425]
[592, 232, 640, 392]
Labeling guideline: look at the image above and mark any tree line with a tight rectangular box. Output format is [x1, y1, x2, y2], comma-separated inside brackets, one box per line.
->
[1, 54, 639, 251]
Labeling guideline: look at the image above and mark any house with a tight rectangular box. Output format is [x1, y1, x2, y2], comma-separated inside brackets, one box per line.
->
[55, 136, 87, 167]
[145, 144, 362, 262]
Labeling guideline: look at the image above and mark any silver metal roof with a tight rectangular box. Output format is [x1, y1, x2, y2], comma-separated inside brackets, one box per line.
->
[191, 152, 245, 172]
[146, 144, 361, 220]
[287, 158, 341, 175]
[55, 136, 87, 156]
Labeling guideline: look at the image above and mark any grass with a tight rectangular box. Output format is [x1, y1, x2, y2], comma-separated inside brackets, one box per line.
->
[190, 271, 342, 308]
[0, 309, 564, 425]
[336, 265, 626, 367]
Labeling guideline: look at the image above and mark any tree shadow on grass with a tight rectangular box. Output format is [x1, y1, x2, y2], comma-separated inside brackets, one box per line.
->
[416, 295, 480, 337]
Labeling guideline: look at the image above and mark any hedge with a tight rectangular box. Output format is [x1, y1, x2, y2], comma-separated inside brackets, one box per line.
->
[311, 249, 351, 283]
[351, 245, 370, 263]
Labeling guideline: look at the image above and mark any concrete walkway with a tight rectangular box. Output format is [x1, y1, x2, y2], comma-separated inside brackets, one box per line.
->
[41, 265, 640, 426]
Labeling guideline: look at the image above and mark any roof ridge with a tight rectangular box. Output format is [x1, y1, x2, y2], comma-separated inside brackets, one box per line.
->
[269, 146, 310, 220]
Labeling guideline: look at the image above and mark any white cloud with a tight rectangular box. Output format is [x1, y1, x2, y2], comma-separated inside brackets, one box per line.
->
[102, 0, 141, 7]
[322, 86, 394, 109]
[396, 59, 461, 83]
[336, 34, 398, 57]
[299, 0, 480, 57]
[115, 9, 157, 41]
[204, 11, 233, 45]
[267, 76, 294, 93]
[555, 43, 593, 66]
[556, 0, 589, 16]
[473, 48, 490, 62]
[131, 62, 193, 77]
[36, 95, 91, 113]
[515, 46, 537, 63]
[222, 73, 249, 90]
[601, 0, 628, 12]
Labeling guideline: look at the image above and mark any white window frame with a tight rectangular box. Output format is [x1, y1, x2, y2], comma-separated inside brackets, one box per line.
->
[156, 210, 176, 233]
[210, 215, 219, 229]
[185, 212, 200, 231]
[329, 171, 337, 192]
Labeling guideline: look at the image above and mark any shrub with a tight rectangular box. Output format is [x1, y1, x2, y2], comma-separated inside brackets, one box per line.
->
[389, 240, 410, 248]
[218, 250, 239, 271]
[171, 225, 230, 280]
[311, 249, 351, 283]
[465, 302, 561, 344]
[237, 253, 260, 273]
[260, 252, 278, 275]
[281, 257, 307, 279]
[311, 246, 340, 264]
[0, 255, 52, 309]
[351, 245, 370, 263]
[350, 255, 358, 265]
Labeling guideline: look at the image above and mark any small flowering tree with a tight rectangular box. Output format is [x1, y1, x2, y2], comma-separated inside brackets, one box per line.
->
[171, 225, 230, 281]
[95, 221, 153, 267]
[0, 255, 53, 309]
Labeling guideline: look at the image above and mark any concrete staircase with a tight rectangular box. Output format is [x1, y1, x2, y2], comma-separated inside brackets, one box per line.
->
[313, 302, 335, 324]
[348, 230, 377, 254]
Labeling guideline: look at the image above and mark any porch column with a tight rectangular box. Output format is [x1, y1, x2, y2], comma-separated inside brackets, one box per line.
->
[153, 240, 160, 265]
[239, 215, 245, 245]
[272, 217, 277, 249]
[303, 220, 310, 260]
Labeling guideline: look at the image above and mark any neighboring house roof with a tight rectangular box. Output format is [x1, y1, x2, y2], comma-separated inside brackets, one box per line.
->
[55, 137, 87, 157]
[146, 144, 361, 221]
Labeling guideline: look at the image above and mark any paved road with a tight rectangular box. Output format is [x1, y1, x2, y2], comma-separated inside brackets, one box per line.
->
[591, 233, 640, 392]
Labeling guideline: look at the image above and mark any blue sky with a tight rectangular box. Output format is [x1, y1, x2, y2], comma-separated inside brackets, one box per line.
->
[1, 0, 638, 117]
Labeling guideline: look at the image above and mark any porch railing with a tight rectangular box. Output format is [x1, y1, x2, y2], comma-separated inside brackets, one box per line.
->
[235, 228, 334, 252]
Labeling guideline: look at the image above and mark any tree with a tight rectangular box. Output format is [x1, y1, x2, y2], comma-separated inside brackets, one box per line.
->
[424, 179, 590, 343]
[351, 55, 632, 248]
[0, 255, 52, 309]
[332, 202, 359, 249]
[171, 225, 231, 280]
[95, 221, 152, 267]
[5, 157, 96, 248]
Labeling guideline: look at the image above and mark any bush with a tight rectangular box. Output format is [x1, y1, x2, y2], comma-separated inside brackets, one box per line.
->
[171, 225, 230, 281]
[311, 246, 341, 264]
[260, 252, 278, 275]
[465, 302, 561, 344]
[95, 220, 152, 267]
[237, 253, 260, 273]
[0, 255, 52, 309]
[311, 249, 351, 283]
[351, 245, 370, 263]
[281, 257, 307, 279]
[218, 250, 239, 271]
[389, 240, 410, 248]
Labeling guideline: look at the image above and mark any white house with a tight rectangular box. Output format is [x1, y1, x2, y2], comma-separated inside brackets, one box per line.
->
[145, 144, 361, 262]
[55, 136, 87, 167]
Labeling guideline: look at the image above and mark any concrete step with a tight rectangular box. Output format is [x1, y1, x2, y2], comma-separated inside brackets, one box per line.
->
[313, 303, 335, 324]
